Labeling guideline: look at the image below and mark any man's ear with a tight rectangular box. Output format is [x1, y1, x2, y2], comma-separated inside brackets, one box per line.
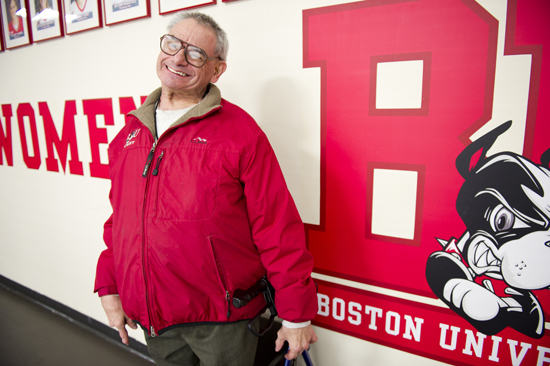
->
[211, 61, 227, 83]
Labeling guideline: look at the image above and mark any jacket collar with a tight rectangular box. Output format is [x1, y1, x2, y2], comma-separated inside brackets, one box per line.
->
[130, 83, 223, 137]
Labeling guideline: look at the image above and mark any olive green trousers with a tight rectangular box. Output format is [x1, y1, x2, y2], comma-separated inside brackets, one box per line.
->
[144, 320, 259, 366]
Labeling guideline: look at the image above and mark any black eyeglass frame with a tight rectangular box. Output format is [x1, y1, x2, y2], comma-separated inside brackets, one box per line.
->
[160, 34, 222, 68]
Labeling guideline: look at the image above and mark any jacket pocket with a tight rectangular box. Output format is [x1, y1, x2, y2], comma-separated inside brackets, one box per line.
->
[153, 147, 221, 221]
[207, 236, 231, 318]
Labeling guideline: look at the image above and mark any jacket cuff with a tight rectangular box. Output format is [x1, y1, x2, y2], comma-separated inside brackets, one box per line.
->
[275, 277, 318, 323]
[282, 320, 311, 329]
[96, 286, 118, 297]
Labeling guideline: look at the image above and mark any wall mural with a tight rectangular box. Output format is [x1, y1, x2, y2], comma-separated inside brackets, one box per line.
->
[0, 0, 549, 365]
[426, 120, 550, 341]
[304, 0, 550, 365]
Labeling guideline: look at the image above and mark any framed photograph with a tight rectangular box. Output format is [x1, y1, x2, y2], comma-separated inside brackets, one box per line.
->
[29, 0, 63, 42]
[0, 7, 4, 51]
[158, 0, 214, 16]
[103, 0, 149, 26]
[62, 0, 101, 35]
[1, 0, 32, 49]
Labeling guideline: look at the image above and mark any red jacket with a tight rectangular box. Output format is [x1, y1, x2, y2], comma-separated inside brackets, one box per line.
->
[94, 85, 318, 335]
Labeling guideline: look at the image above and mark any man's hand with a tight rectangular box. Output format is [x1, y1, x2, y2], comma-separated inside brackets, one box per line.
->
[275, 324, 318, 361]
[100, 294, 138, 345]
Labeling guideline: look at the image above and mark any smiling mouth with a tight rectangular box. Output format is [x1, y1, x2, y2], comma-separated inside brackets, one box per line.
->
[167, 66, 188, 77]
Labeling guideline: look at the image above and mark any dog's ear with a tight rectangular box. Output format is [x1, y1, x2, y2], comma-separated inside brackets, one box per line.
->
[456, 120, 512, 179]
[541, 148, 550, 169]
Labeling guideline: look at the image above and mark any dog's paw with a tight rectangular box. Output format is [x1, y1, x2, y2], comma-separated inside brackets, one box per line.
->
[443, 279, 506, 321]
[426, 251, 473, 298]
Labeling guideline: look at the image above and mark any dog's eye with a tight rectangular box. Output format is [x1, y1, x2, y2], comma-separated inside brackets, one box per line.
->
[489, 204, 531, 232]
[492, 206, 514, 232]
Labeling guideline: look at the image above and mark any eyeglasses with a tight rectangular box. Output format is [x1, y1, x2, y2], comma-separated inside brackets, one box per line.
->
[160, 34, 221, 68]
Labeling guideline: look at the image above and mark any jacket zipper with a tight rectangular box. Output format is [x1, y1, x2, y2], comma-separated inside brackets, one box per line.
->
[207, 236, 231, 318]
[142, 142, 157, 177]
[142, 140, 158, 337]
[152, 151, 164, 176]
[225, 291, 231, 318]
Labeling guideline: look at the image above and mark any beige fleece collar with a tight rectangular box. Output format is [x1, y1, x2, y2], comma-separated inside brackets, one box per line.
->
[129, 84, 222, 137]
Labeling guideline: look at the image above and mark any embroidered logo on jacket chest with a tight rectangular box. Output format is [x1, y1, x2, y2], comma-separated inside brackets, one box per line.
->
[124, 129, 141, 148]
[192, 137, 208, 144]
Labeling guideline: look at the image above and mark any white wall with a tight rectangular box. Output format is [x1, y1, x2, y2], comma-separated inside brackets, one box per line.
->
[0, 0, 529, 365]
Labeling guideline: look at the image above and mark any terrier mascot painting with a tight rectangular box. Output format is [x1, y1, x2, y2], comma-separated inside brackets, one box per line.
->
[426, 120, 550, 339]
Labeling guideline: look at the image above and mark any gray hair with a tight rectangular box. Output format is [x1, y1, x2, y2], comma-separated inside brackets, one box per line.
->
[167, 11, 229, 61]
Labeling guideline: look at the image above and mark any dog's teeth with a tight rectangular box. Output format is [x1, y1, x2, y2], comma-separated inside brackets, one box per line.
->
[474, 244, 488, 264]
[486, 250, 499, 266]
[473, 240, 500, 268]
[478, 250, 489, 267]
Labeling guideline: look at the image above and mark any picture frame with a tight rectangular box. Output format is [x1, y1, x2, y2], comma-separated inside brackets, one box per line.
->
[103, 0, 149, 26]
[0, 6, 4, 51]
[158, 0, 214, 16]
[29, 0, 63, 42]
[1, 0, 32, 49]
[62, 0, 101, 35]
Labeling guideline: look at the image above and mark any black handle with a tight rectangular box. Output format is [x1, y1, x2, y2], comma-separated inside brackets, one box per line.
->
[232, 278, 268, 308]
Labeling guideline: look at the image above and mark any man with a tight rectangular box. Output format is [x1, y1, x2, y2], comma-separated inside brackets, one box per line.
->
[94, 11, 318, 366]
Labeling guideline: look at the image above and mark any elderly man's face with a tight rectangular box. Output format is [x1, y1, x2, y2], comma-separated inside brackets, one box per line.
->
[156, 18, 225, 102]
